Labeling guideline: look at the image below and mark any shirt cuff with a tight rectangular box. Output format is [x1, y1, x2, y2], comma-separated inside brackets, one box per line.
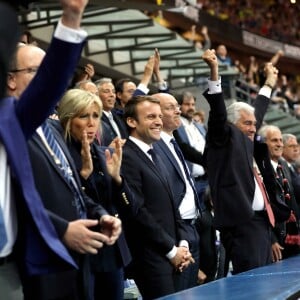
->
[166, 245, 177, 260]
[54, 19, 87, 43]
[158, 81, 168, 91]
[179, 240, 189, 249]
[137, 83, 149, 95]
[259, 85, 272, 98]
[207, 77, 222, 94]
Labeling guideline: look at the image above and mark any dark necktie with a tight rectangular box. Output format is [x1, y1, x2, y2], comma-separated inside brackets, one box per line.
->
[276, 163, 291, 201]
[148, 148, 166, 178]
[42, 122, 86, 218]
[170, 138, 191, 180]
[170, 138, 202, 210]
[0, 205, 7, 251]
[253, 166, 275, 227]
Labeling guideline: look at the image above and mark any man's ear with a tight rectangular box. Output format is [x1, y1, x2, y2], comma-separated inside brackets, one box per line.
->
[116, 91, 122, 100]
[126, 117, 137, 129]
[7, 73, 17, 91]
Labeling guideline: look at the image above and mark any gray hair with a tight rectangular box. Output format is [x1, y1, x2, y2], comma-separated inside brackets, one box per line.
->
[282, 133, 297, 145]
[226, 102, 254, 125]
[94, 77, 113, 88]
[258, 124, 280, 140]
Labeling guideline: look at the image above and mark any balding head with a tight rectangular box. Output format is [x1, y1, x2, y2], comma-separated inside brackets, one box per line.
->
[258, 125, 283, 162]
[7, 44, 45, 98]
[152, 93, 181, 135]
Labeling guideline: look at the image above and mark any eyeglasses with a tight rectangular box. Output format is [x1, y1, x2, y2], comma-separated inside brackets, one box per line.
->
[9, 67, 39, 74]
[163, 104, 180, 111]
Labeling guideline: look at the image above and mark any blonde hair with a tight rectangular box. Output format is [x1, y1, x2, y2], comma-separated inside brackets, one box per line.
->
[57, 89, 103, 141]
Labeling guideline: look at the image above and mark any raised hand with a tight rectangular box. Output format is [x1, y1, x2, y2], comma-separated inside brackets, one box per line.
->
[60, 0, 89, 29]
[202, 49, 219, 81]
[264, 62, 279, 88]
[105, 137, 123, 185]
[140, 55, 155, 87]
[80, 130, 93, 179]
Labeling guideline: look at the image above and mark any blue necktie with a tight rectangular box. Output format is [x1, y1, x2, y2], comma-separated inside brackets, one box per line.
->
[0, 205, 7, 251]
[170, 138, 202, 211]
[42, 122, 86, 218]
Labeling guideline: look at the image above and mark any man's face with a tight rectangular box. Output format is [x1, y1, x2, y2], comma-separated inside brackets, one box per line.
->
[98, 82, 116, 111]
[265, 128, 283, 162]
[127, 101, 163, 145]
[7, 45, 45, 98]
[118, 81, 136, 107]
[235, 110, 256, 141]
[180, 97, 195, 120]
[159, 94, 181, 133]
[283, 137, 299, 163]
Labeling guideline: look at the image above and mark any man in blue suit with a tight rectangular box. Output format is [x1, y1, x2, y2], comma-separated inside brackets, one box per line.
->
[173, 91, 208, 209]
[1, 1, 120, 299]
[153, 92, 201, 291]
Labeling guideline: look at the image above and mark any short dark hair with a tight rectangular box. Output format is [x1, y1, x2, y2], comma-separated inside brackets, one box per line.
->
[175, 91, 195, 105]
[124, 95, 160, 131]
[114, 78, 132, 94]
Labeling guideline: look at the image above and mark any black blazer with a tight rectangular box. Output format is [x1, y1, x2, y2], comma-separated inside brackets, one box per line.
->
[67, 139, 132, 272]
[121, 139, 187, 274]
[204, 90, 290, 229]
[28, 121, 108, 242]
[101, 111, 128, 146]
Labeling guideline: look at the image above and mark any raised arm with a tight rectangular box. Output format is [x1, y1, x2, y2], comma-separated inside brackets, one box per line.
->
[17, 0, 88, 138]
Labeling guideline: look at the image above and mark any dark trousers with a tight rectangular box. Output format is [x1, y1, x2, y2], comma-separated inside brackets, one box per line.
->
[220, 212, 272, 275]
[174, 221, 200, 291]
[94, 268, 124, 300]
[133, 270, 175, 300]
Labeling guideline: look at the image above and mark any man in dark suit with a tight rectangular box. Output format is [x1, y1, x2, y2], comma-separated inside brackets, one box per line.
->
[282, 133, 300, 203]
[0, 0, 89, 299]
[121, 95, 194, 299]
[152, 92, 201, 290]
[202, 49, 289, 274]
[5, 2, 122, 299]
[95, 77, 128, 146]
[173, 91, 208, 209]
[258, 125, 300, 260]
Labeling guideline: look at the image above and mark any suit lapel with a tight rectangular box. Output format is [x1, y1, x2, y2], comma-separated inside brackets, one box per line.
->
[126, 139, 171, 189]
[155, 140, 185, 183]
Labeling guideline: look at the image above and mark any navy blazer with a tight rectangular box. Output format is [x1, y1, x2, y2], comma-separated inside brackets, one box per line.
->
[66, 139, 132, 272]
[173, 121, 207, 170]
[100, 111, 128, 146]
[0, 36, 84, 277]
[121, 139, 188, 274]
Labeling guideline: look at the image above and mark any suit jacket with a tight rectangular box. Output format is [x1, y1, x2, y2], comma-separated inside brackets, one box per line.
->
[154, 139, 200, 246]
[101, 111, 128, 146]
[0, 36, 85, 278]
[66, 139, 132, 272]
[121, 139, 187, 275]
[27, 121, 108, 299]
[204, 90, 290, 229]
[173, 121, 207, 170]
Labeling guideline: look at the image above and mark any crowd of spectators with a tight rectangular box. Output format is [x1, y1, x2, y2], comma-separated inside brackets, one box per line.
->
[201, 0, 300, 46]
[3, 1, 300, 299]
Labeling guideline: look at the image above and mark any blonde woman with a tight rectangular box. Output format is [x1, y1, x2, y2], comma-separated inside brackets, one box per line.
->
[58, 89, 133, 300]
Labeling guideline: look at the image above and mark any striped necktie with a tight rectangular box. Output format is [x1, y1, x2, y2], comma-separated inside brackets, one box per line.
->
[0, 205, 7, 251]
[41, 122, 86, 218]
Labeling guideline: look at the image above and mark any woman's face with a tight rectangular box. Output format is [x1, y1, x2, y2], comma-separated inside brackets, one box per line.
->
[70, 103, 100, 144]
